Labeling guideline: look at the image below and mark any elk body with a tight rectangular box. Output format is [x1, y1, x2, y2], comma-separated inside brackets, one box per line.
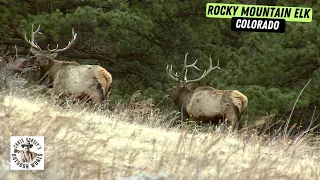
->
[166, 53, 248, 129]
[24, 24, 112, 103]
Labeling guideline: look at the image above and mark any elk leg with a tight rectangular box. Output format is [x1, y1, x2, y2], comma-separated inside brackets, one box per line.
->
[198, 115, 223, 125]
[54, 93, 69, 106]
[74, 93, 92, 104]
[225, 108, 240, 130]
[87, 83, 105, 103]
[88, 92, 103, 103]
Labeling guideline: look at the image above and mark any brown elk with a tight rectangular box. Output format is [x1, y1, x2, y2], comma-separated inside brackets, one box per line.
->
[166, 52, 248, 130]
[24, 24, 112, 103]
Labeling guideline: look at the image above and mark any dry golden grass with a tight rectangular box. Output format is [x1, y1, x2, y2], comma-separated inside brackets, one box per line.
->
[0, 88, 320, 180]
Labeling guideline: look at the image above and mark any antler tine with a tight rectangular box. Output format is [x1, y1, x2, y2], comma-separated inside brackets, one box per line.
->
[179, 52, 189, 76]
[184, 68, 188, 82]
[170, 66, 179, 78]
[166, 65, 179, 81]
[185, 55, 220, 84]
[47, 28, 78, 53]
[179, 52, 201, 74]
[183, 60, 202, 82]
[24, 23, 42, 50]
[32, 24, 41, 42]
[178, 52, 203, 82]
[167, 52, 209, 83]
[47, 44, 59, 51]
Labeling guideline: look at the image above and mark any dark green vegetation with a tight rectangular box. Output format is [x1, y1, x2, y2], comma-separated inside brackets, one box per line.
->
[0, 0, 319, 133]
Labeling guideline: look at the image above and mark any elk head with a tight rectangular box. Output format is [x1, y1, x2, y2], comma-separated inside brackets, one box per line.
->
[166, 52, 220, 102]
[24, 24, 77, 69]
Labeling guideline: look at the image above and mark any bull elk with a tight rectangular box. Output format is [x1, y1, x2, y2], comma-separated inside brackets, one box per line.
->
[166, 52, 248, 130]
[24, 24, 112, 103]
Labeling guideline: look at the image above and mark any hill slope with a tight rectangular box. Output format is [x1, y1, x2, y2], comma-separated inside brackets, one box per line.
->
[0, 90, 319, 180]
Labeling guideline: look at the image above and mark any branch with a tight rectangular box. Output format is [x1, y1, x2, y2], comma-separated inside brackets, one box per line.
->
[0, 2, 9, 7]
[0, 39, 28, 48]
[121, 25, 166, 54]
[22, 0, 39, 14]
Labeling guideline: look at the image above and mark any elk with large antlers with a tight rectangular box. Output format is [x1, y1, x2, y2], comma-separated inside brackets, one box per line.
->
[24, 24, 112, 103]
[166, 52, 248, 130]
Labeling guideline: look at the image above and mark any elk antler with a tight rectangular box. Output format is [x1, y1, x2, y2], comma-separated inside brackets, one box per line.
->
[24, 24, 42, 51]
[166, 52, 201, 82]
[47, 28, 77, 53]
[184, 55, 220, 84]
[166, 64, 179, 81]
[166, 52, 220, 84]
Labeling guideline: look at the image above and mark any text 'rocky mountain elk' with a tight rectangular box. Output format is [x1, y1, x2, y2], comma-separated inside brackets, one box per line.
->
[24, 24, 112, 103]
[166, 52, 248, 130]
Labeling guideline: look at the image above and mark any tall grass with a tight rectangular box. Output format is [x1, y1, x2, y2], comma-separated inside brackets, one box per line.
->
[0, 87, 320, 180]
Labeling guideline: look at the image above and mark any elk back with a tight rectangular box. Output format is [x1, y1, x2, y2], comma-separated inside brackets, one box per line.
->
[186, 87, 247, 124]
[52, 65, 112, 102]
[186, 86, 224, 118]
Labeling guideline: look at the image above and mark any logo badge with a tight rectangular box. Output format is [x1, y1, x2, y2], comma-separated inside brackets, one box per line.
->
[206, 3, 312, 33]
[10, 136, 44, 170]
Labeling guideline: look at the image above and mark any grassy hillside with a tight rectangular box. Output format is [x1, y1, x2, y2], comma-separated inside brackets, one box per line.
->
[0, 87, 320, 180]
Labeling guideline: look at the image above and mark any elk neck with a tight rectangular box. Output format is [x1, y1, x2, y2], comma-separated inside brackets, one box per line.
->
[39, 59, 62, 78]
[173, 87, 193, 114]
